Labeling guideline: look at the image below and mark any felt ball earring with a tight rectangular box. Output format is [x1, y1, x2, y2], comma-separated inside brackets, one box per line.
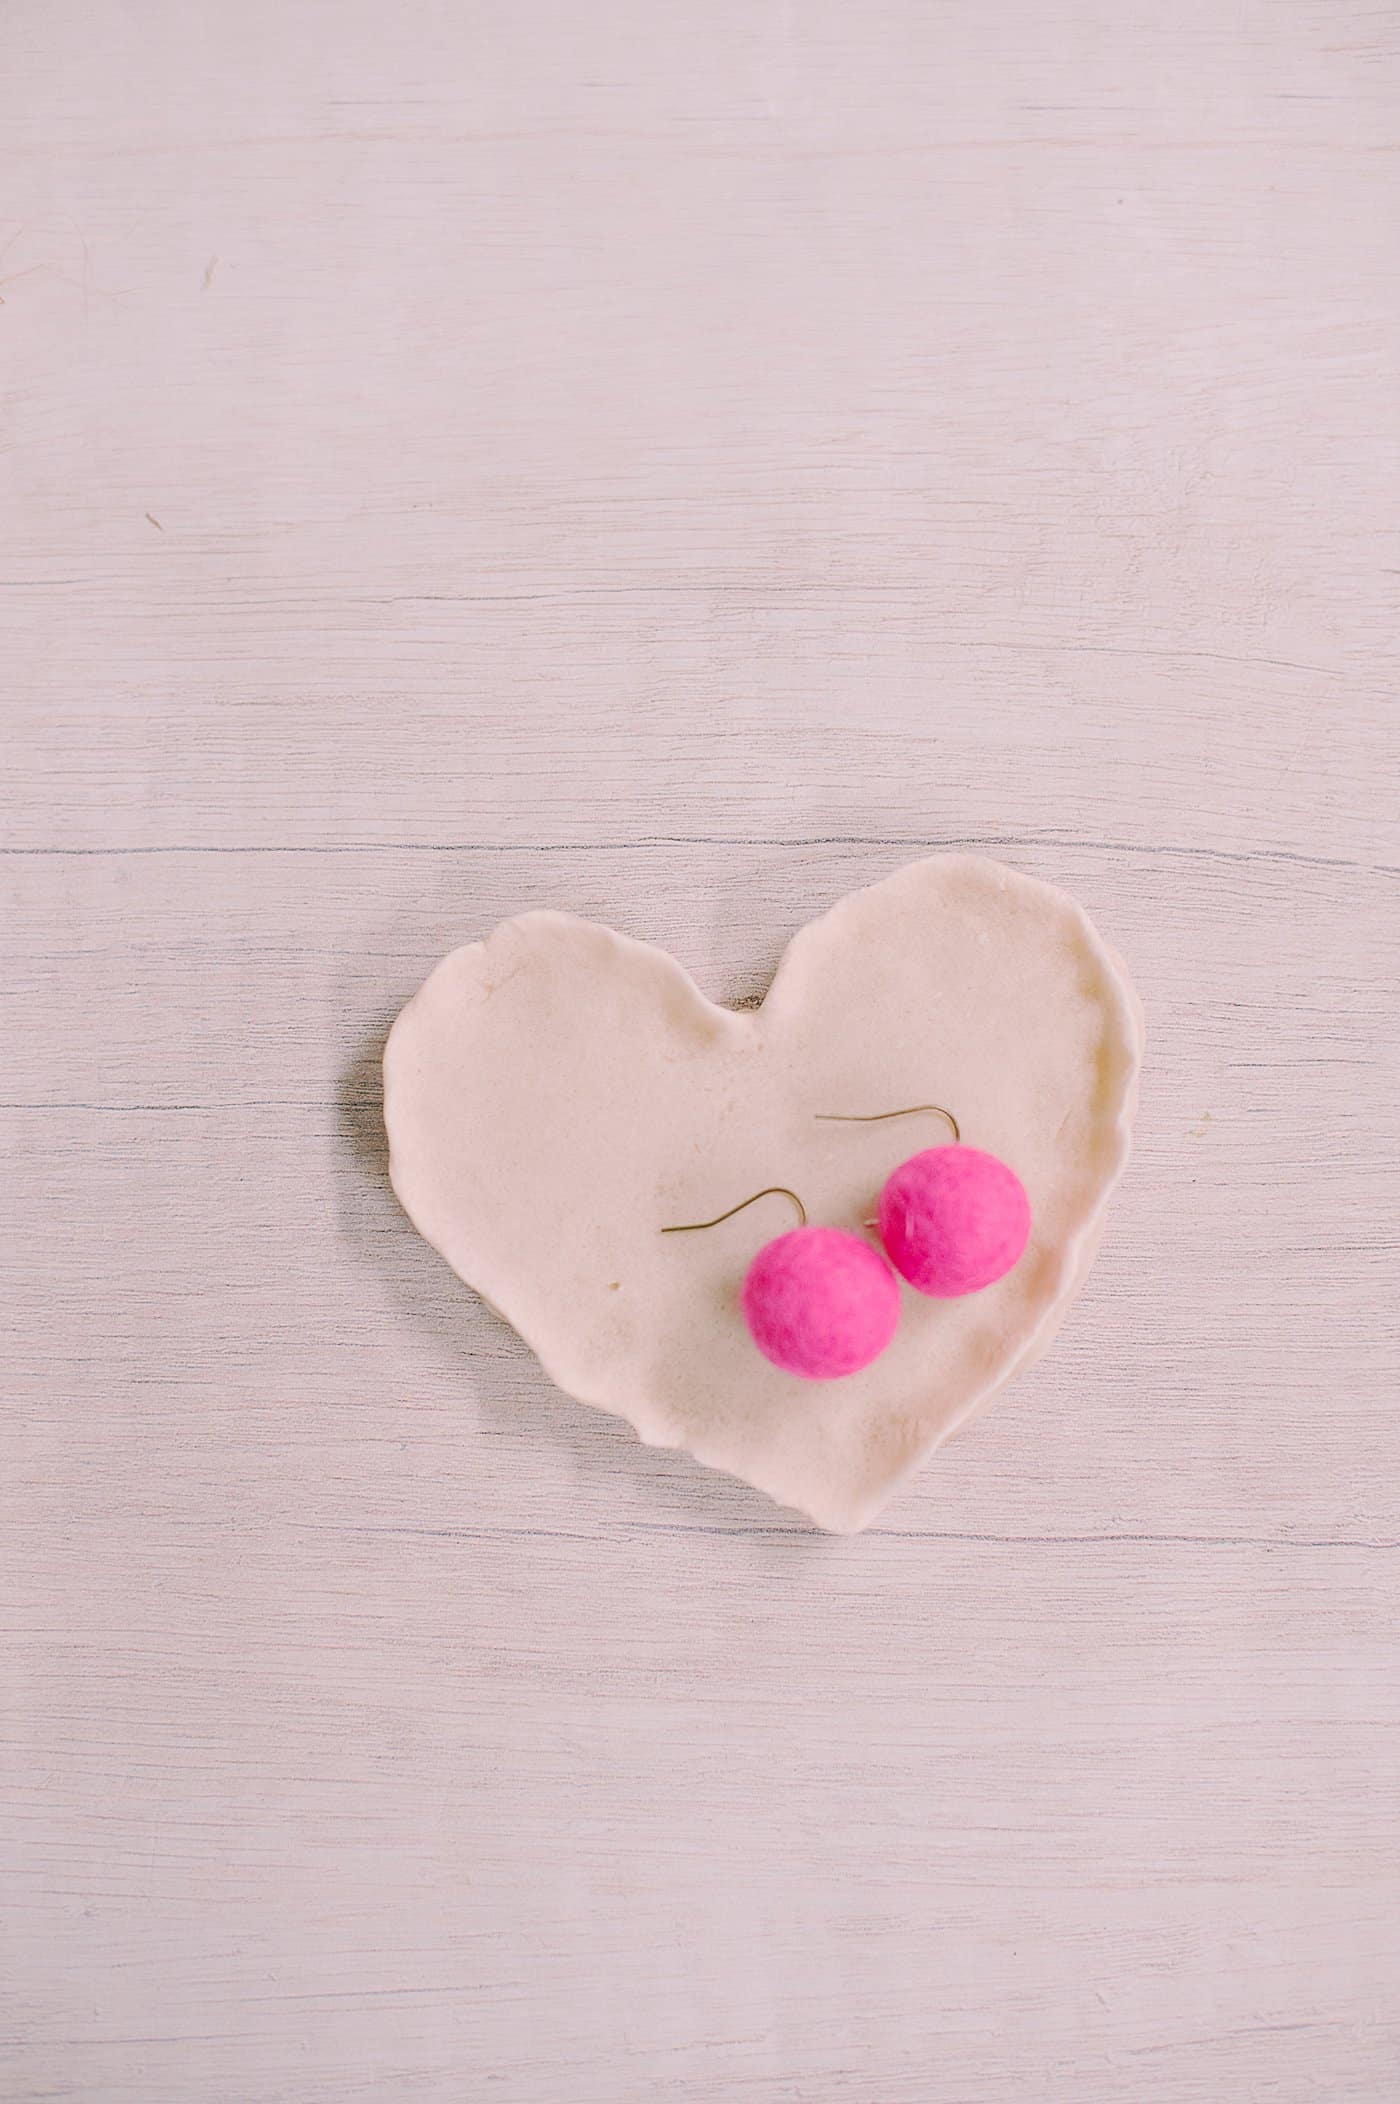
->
[816, 1106, 1032, 1299]
[662, 1186, 900, 1381]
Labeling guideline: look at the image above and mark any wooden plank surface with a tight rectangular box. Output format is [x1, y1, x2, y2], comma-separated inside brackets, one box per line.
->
[3, 2, 1398, 2099]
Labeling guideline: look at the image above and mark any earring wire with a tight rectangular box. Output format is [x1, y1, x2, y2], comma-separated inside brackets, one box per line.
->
[815, 1104, 960, 1142]
[661, 1186, 807, 1235]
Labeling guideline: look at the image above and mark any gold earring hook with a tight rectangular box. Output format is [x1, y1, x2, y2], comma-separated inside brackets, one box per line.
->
[661, 1186, 807, 1235]
[815, 1104, 960, 1142]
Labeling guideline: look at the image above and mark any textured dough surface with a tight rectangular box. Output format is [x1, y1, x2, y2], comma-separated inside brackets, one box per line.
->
[383, 855, 1143, 1532]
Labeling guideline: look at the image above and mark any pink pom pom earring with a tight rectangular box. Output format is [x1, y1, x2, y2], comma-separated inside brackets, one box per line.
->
[662, 1186, 900, 1380]
[816, 1106, 1031, 1298]
[661, 1107, 1030, 1383]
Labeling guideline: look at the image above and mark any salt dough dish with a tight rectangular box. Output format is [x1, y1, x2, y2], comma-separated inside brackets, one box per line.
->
[383, 855, 1143, 1532]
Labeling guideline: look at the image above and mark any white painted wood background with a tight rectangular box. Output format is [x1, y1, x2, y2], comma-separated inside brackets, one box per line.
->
[3, 2, 1398, 2099]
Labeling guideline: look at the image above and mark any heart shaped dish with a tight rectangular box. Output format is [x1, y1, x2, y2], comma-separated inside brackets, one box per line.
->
[384, 855, 1143, 1531]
